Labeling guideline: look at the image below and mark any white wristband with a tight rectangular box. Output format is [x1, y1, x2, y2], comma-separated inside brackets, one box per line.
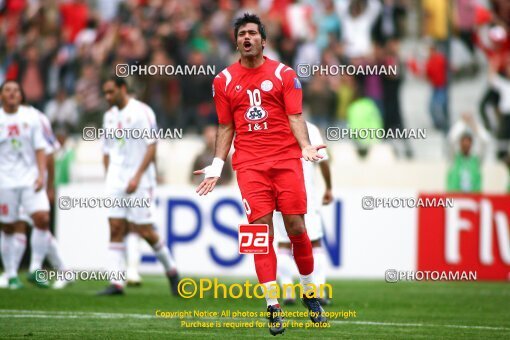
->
[205, 157, 224, 178]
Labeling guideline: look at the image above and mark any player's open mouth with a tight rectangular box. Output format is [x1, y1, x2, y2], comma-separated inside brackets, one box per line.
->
[243, 41, 252, 51]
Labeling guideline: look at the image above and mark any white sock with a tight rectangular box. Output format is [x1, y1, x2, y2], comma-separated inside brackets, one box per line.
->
[262, 280, 279, 307]
[277, 247, 297, 299]
[1, 232, 16, 278]
[108, 242, 126, 287]
[125, 232, 141, 275]
[29, 229, 51, 273]
[152, 241, 177, 275]
[312, 247, 326, 287]
[47, 236, 65, 271]
[300, 273, 314, 295]
[12, 233, 27, 273]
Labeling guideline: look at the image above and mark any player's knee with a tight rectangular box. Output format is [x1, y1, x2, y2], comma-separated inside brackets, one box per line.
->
[285, 219, 305, 236]
[1, 223, 15, 234]
[109, 221, 126, 241]
[138, 226, 158, 245]
[32, 213, 50, 230]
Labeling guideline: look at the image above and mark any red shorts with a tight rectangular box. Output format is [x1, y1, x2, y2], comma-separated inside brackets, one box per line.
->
[236, 158, 307, 223]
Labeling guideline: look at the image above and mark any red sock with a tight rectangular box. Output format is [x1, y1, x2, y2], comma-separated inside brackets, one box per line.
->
[254, 236, 277, 283]
[288, 231, 314, 275]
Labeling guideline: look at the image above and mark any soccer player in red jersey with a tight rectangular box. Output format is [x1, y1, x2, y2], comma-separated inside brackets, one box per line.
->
[194, 13, 327, 335]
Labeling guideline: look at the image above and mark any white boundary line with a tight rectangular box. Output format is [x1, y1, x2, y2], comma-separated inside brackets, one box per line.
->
[0, 309, 508, 332]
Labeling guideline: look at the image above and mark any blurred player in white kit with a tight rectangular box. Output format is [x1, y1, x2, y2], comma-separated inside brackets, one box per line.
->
[274, 121, 333, 305]
[98, 77, 180, 295]
[0, 80, 65, 289]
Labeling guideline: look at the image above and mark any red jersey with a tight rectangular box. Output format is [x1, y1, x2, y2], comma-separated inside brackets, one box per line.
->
[213, 57, 303, 170]
[426, 51, 447, 88]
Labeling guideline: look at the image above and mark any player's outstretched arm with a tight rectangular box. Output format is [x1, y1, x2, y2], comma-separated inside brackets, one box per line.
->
[194, 122, 234, 196]
[288, 114, 326, 161]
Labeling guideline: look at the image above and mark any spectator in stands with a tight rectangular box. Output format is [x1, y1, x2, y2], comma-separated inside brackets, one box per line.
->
[382, 39, 404, 131]
[448, 112, 491, 160]
[335, 74, 356, 125]
[446, 132, 482, 192]
[336, 0, 382, 60]
[304, 73, 337, 130]
[313, 0, 341, 52]
[45, 88, 79, 132]
[372, 0, 407, 46]
[347, 84, 383, 154]
[16, 44, 52, 110]
[453, 0, 479, 76]
[59, 0, 89, 43]
[362, 44, 385, 115]
[75, 63, 104, 128]
[178, 50, 216, 133]
[191, 123, 233, 186]
[421, 0, 449, 53]
[476, 25, 510, 136]
[488, 56, 510, 158]
[426, 42, 449, 134]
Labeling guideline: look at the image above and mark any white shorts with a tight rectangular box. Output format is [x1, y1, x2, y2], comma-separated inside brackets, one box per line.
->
[0, 187, 50, 224]
[273, 209, 324, 243]
[106, 187, 154, 225]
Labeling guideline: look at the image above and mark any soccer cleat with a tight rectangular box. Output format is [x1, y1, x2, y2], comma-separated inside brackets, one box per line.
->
[8, 277, 24, 289]
[126, 269, 142, 287]
[27, 272, 50, 288]
[301, 295, 328, 324]
[267, 304, 285, 336]
[127, 280, 142, 287]
[167, 271, 180, 296]
[97, 284, 124, 296]
[52, 276, 74, 289]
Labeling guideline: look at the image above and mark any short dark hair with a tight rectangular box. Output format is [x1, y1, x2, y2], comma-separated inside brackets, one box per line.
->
[0, 79, 25, 102]
[0, 79, 20, 92]
[234, 13, 266, 40]
[104, 76, 128, 89]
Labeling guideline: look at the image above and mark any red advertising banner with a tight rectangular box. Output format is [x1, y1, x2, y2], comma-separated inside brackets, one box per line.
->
[417, 194, 510, 280]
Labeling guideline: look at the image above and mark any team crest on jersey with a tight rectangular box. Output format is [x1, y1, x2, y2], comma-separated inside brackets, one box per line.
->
[244, 106, 268, 122]
[260, 80, 273, 92]
[7, 124, 19, 137]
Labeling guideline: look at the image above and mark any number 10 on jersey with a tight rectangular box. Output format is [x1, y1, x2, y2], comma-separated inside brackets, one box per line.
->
[246, 89, 268, 132]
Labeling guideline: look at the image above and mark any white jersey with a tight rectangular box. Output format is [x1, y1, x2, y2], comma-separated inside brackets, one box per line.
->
[304, 121, 329, 214]
[0, 105, 48, 189]
[102, 98, 157, 190]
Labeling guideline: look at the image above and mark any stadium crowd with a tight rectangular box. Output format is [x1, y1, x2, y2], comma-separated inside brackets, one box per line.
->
[1, 0, 509, 191]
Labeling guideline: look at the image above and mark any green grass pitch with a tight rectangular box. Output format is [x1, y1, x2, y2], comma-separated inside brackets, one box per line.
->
[0, 275, 509, 339]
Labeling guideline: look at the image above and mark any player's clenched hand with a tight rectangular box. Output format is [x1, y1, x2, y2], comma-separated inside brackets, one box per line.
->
[126, 176, 140, 194]
[323, 189, 333, 205]
[193, 169, 219, 196]
[302, 144, 326, 162]
[34, 176, 44, 192]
